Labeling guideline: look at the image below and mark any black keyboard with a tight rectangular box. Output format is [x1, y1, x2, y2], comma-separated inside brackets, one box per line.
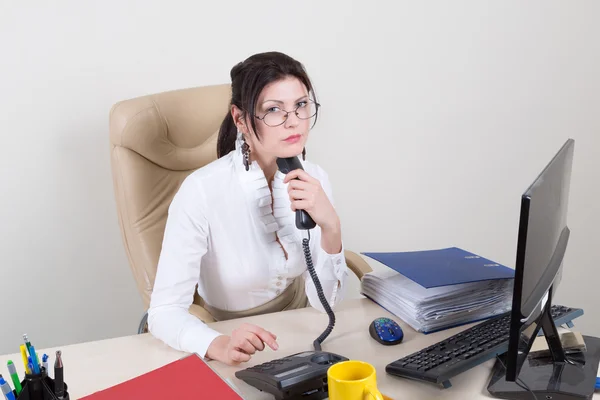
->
[385, 304, 583, 389]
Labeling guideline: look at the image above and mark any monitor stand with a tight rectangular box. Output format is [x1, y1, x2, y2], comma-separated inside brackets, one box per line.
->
[487, 299, 600, 400]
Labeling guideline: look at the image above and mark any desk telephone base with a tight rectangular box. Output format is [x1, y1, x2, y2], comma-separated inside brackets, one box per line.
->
[235, 351, 348, 400]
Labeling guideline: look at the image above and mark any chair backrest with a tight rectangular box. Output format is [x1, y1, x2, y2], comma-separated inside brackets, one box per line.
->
[109, 84, 231, 310]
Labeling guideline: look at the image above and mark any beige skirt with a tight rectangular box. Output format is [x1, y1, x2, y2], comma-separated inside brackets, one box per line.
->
[204, 277, 309, 322]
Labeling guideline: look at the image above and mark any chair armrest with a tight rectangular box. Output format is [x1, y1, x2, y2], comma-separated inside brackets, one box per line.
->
[138, 312, 149, 334]
[344, 250, 372, 280]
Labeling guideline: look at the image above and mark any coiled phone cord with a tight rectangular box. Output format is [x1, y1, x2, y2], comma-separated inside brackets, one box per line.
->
[302, 230, 336, 351]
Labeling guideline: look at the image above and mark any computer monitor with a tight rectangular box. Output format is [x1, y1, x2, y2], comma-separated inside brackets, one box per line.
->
[487, 139, 600, 399]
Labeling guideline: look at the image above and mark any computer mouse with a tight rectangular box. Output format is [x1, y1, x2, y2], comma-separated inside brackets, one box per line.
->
[369, 317, 404, 345]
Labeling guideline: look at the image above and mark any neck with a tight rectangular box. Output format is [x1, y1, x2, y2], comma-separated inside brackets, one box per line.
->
[253, 153, 278, 183]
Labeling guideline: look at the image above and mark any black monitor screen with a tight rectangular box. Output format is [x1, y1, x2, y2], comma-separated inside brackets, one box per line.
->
[519, 141, 573, 315]
[506, 139, 574, 381]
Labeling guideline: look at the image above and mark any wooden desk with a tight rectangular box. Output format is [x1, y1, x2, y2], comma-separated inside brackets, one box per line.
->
[1, 298, 597, 399]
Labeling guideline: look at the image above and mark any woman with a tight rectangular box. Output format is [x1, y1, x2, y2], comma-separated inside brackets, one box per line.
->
[148, 51, 349, 366]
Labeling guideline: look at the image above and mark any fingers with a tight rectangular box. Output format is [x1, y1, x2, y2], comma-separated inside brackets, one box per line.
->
[236, 338, 256, 355]
[231, 330, 261, 355]
[287, 179, 312, 191]
[225, 324, 279, 365]
[243, 324, 279, 350]
[291, 200, 310, 211]
[283, 169, 317, 184]
[287, 178, 319, 206]
[289, 189, 315, 201]
[243, 330, 265, 351]
[229, 349, 251, 364]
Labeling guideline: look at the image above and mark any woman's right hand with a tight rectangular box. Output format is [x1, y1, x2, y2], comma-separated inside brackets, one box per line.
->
[206, 323, 279, 365]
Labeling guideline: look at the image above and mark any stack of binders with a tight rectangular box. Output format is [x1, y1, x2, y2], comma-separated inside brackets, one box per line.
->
[360, 247, 515, 334]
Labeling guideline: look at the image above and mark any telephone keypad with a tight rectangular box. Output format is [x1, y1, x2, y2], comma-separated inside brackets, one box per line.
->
[253, 357, 293, 372]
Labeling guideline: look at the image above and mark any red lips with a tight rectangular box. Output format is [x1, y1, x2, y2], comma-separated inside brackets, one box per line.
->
[284, 134, 302, 143]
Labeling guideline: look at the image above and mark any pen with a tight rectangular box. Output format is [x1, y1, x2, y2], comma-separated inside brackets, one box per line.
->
[0, 374, 16, 400]
[54, 350, 64, 399]
[42, 354, 49, 373]
[23, 334, 31, 352]
[29, 345, 40, 374]
[19, 345, 31, 374]
[6, 361, 22, 396]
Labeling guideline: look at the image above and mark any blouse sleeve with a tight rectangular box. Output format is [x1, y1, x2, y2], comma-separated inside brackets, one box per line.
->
[147, 178, 222, 359]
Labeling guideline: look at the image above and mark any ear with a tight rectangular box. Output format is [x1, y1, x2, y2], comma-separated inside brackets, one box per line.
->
[231, 105, 248, 133]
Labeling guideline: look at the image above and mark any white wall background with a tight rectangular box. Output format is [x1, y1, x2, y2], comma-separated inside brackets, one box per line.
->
[0, 0, 598, 355]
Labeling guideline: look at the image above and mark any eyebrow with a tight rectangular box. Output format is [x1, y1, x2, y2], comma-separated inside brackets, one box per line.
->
[261, 95, 308, 105]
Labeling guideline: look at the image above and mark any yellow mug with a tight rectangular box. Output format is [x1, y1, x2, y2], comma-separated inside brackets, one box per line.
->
[327, 360, 384, 400]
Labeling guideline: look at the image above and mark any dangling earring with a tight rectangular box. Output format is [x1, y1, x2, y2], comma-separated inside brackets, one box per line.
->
[241, 137, 250, 171]
[302, 147, 306, 161]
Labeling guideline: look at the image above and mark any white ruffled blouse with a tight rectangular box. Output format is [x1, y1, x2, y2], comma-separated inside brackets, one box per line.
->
[147, 136, 349, 359]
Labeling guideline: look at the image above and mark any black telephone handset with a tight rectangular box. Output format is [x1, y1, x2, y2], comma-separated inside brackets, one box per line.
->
[234, 156, 342, 400]
[275, 157, 317, 230]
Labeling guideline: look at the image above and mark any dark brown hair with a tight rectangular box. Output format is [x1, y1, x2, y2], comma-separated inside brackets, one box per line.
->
[217, 52, 318, 158]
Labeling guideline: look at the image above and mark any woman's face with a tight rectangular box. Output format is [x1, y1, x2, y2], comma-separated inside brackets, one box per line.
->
[235, 76, 314, 162]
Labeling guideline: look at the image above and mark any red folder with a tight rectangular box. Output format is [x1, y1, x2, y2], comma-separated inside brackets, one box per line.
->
[80, 354, 243, 399]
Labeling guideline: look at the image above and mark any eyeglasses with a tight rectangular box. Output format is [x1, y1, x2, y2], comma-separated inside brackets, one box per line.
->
[254, 100, 320, 127]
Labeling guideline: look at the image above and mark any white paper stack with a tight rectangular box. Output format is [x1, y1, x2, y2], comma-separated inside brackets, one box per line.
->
[360, 267, 514, 333]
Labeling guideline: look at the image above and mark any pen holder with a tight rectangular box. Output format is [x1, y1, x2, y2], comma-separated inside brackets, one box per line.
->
[13, 367, 69, 400]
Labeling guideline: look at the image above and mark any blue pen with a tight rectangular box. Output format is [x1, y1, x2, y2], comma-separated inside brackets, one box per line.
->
[29, 345, 40, 374]
[595, 376, 600, 390]
[42, 353, 49, 373]
[0, 374, 17, 400]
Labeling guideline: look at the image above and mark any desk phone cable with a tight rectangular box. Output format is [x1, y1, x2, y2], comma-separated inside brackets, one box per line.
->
[302, 229, 335, 352]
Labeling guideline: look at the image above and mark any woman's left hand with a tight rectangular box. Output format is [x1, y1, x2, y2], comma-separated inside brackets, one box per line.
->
[283, 169, 340, 232]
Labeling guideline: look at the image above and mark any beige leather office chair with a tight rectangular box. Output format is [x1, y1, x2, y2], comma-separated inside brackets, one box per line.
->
[109, 84, 372, 333]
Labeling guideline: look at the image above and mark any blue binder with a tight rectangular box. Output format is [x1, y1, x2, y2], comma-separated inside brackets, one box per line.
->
[362, 247, 514, 288]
